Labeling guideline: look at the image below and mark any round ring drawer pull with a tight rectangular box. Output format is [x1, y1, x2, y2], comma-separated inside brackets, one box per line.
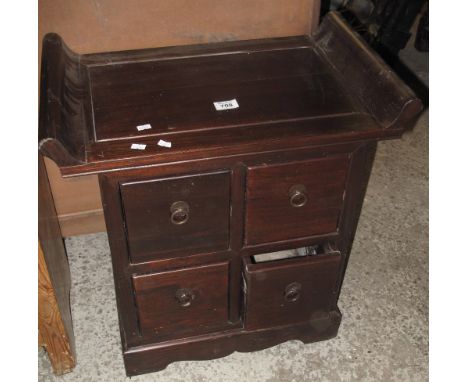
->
[284, 282, 302, 303]
[170, 201, 190, 225]
[175, 288, 195, 307]
[289, 184, 308, 208]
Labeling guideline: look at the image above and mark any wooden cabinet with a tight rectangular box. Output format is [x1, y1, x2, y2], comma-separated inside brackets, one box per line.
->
[39, 12, 422, 377]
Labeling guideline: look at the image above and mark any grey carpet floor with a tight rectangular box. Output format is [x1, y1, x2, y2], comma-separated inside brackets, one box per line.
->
[39, 45, 428, 382]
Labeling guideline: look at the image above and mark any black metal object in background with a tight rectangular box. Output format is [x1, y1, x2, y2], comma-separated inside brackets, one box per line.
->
[415, 7, 429, 52]
[321, 0, 427, 58]
[321, 0, 429, 108]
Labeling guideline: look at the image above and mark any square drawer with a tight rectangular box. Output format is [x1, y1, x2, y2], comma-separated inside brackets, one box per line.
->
[243, 244, 341, 330]
[132, 261, 230, 339]
[120, 171, 230, 263]
[245, 156, 349, 245]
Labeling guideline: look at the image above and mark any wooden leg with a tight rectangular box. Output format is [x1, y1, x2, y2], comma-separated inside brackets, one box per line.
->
[38, 154, 76, 374]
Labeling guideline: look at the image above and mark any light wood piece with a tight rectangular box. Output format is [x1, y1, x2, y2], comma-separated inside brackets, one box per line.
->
[38, 155, 76, 374]
[38, 242, 75, 374]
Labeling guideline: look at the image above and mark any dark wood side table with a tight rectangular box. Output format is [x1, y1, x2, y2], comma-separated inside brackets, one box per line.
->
[38, 12, 422, 376]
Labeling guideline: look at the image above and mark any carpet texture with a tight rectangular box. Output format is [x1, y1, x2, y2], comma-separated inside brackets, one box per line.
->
[39, 40, 428, 382]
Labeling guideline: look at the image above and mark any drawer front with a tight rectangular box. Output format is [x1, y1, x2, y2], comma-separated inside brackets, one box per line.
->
[132, 262, 230, 339]
[245, 156, 349, 245]
[243, 251, 341, 330]
[120, 171, 230, 263]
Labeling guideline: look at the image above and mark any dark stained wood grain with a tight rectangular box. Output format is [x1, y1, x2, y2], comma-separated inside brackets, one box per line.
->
[91, 74, 359, 141]
[314, 12, 423, 130]
[81, 36, 313, 66]
[68, 114, 399, 177]
[227, 164, 247, 323]
[243, 249, 341, 330]
[123, 311, 341, 376]
[334, 142, 378, 302]
[40, 11, 423, 376]
[39, 13, 421, 177]
[95, 137, 399, 374]
[120, 171, 231, 263]
[88, 48, 360, 140]
[132, 262, 230, 339]
[245, 156, 349, 245]
[98, 139, 383, 374]
[88, 48, 326, 111]
[99, 173, 144, 348]
[39, 34, 90, 167]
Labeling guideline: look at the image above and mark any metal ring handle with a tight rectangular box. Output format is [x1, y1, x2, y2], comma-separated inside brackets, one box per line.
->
[284, 282, 302, 303]
[175, 288, 195, 307]
[289, 184, 308, 208]
[170, 201, 190, 225]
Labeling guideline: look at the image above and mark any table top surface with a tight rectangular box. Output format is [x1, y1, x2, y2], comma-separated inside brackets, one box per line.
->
[39, 12, 422, 177]
[88, 41, 363, 143]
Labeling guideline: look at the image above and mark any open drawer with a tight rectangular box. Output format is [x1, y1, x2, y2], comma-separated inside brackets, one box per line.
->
[243, 244, 342, 330]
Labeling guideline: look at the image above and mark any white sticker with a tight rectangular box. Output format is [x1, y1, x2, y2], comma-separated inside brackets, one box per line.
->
[213, 99, 239, 111]
[157, 139, 172, 148]
[136, 123, 152, 131]
[130, 143, 146, 150]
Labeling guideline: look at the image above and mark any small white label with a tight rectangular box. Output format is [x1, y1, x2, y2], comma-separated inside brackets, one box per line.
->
[136, 123, 152, 131]
[157, 139, 172, 148]
[213, 99, 239, 111]
[130, 143, 146, 150]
